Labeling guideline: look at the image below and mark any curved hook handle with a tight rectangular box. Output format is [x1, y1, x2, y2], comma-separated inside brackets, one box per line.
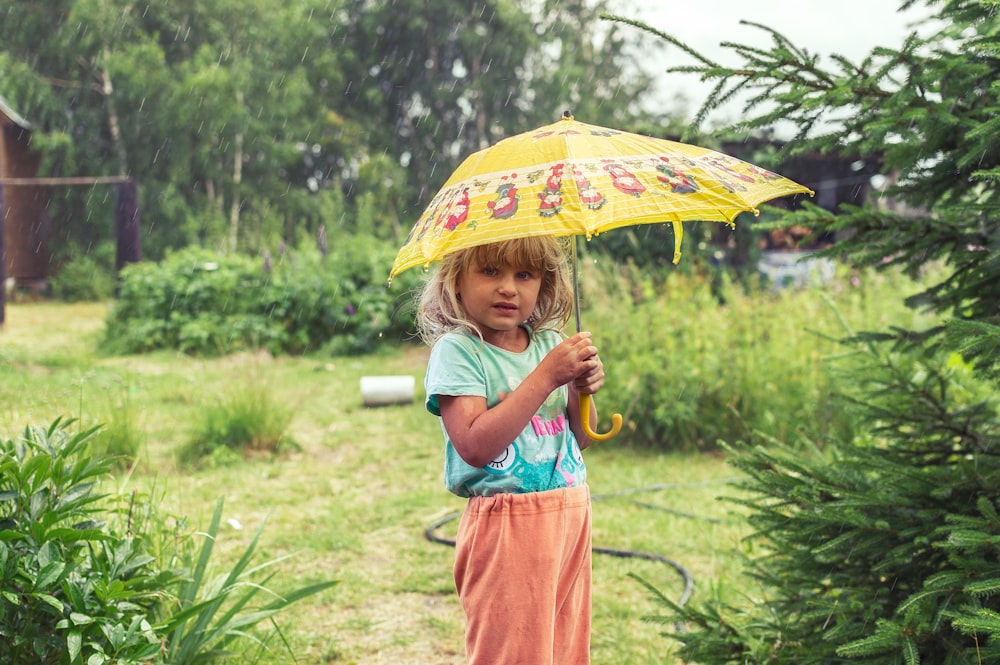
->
[579, 393, 623, 442]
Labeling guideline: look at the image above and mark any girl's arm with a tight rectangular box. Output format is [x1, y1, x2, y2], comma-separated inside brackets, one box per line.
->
[439, 332, 600, 468]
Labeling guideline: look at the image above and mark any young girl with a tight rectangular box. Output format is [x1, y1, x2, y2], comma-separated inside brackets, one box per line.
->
[417, 235, 606, 665]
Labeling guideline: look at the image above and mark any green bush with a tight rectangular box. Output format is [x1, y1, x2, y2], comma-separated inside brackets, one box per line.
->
[0, 418, 337, 665]
[49, 248, 117, 303]
[90, 402, 145, 472]
[585, 259, 933, 450]
[102, 239, 421, 356]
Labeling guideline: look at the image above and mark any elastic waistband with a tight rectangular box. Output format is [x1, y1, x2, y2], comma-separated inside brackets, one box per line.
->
[465, 484, 590, 516]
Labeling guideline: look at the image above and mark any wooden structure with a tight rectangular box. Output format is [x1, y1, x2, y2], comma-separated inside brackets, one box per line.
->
[720, 138, 880, 251]
[768, 150, 880, 249]
[1, 98, 51, 323]
[0, 98, 141, 326]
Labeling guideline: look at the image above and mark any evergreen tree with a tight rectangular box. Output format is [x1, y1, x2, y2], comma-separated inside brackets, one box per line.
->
[611, 1, 1000, 662]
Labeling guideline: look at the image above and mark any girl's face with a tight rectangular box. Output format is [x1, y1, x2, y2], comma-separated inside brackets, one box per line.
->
[457, 255, 542, 349]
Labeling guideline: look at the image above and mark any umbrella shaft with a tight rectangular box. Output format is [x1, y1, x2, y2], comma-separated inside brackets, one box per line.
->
[572, 238, 582, 333]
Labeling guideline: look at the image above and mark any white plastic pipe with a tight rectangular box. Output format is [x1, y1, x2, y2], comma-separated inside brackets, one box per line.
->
[360, 375, 415, 407]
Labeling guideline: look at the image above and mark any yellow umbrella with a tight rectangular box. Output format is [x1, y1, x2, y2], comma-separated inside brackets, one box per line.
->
[392, 112, 813, 440]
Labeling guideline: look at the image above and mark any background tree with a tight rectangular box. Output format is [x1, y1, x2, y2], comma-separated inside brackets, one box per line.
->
[2, 0, 663, 263]
[334, 0, 663, 224]
[609, 1, 1000, 663]
[148, 0, 328, 252]
[0, 0, 161, 254]
[520, 0, 658, 127]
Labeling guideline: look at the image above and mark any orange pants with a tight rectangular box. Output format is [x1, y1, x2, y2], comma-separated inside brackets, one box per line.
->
[454, 485, 592, 665]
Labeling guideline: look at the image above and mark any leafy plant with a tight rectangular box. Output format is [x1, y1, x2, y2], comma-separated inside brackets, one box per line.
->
[49, 250, 117, 303]
[0, 418, 338, 664]
[0, 418, 164, 664]
[154, 496, 337, 665]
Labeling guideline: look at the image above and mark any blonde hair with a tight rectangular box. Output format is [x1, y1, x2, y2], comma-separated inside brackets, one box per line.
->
[416, 236, 575, 345]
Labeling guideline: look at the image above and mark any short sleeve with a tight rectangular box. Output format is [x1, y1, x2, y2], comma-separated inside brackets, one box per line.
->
[424, 333, 487, 416]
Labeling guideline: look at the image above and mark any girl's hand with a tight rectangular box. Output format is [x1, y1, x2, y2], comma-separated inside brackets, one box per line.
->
[439, 332, 605, 467]
[574, 353, 605, 395]
[539, 332, 602, 389]
[564, 332, 605, 448]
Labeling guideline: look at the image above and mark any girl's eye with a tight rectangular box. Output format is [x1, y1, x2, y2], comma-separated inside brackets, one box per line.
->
[516, 270, 534, 280]
[482, 266, 498, 276]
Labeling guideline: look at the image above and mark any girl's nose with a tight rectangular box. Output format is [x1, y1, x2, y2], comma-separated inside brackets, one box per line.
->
[497, 274, 516, 295]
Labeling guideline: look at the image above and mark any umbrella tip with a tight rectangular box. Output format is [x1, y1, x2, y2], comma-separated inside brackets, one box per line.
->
[562, 110, 573, 120]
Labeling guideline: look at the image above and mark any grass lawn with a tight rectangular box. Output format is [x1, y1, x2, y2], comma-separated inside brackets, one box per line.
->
[1, 301, 749, 664]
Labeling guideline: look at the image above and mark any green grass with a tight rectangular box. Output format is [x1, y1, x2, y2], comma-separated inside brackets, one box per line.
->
[1, 301, 749, 664]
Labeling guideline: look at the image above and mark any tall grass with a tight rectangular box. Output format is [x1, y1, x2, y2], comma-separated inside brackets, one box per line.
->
[582, 258, 942, 450]
[179, 361, 297, 465]
[89, 375, 147, 470]
[154, 496, 339, 665]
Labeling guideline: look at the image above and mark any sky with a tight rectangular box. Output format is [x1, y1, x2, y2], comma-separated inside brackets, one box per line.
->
[620, 0, 939, 127]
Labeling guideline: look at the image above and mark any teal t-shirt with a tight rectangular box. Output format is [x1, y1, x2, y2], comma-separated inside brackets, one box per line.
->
[425, 328, 587, 498]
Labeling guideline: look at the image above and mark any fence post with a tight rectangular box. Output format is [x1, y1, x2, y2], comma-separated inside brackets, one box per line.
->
[115, 178, 141, 272]
[1, 184, 6, 327]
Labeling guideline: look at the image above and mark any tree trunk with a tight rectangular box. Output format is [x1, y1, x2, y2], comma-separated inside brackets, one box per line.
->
[228, 91, 244, 253]
[101, 46, 129, 176]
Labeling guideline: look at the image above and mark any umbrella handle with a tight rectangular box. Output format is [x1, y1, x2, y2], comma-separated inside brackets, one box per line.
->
[579, 393, 623, 442]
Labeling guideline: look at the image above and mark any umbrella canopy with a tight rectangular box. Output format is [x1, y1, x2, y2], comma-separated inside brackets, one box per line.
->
[393, 113, 813, 440]
[390, 113, 813, 281]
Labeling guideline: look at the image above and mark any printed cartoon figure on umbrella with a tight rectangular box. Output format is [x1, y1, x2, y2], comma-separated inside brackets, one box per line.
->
[391, 111, 813, 441]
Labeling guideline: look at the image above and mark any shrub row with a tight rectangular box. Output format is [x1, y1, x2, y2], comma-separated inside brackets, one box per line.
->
[102, 239, 422, 356]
